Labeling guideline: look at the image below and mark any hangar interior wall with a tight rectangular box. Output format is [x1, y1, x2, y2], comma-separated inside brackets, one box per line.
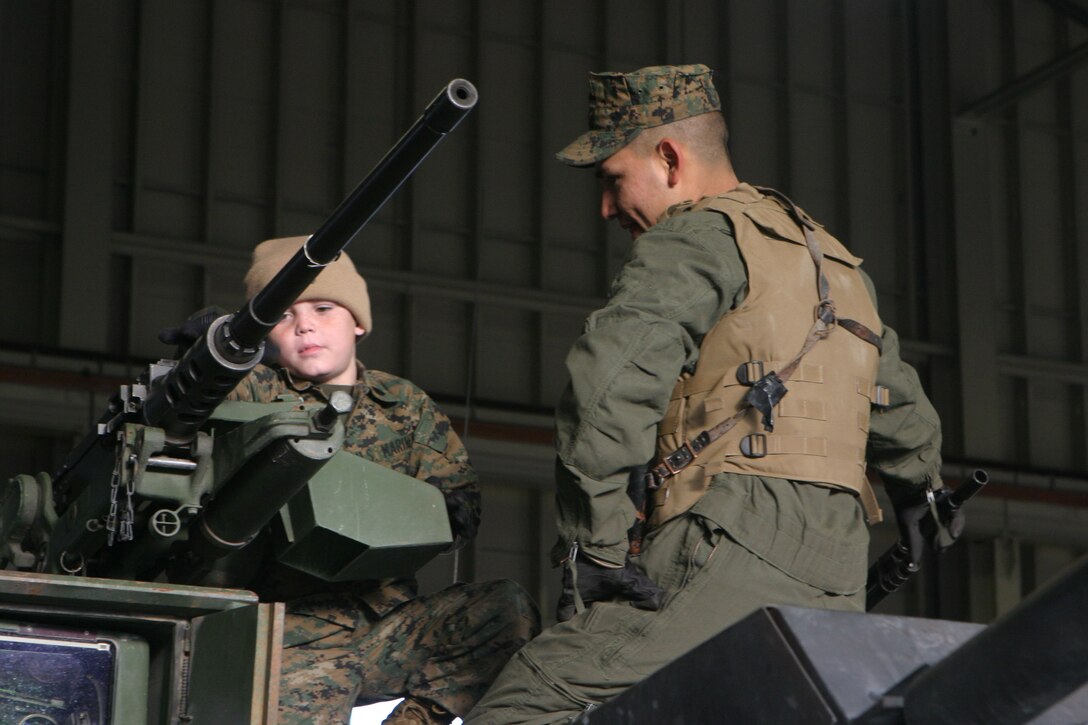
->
[1, 0, 1087, 623]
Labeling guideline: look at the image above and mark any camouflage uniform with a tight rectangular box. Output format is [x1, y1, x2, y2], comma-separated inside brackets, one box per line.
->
[230, 363, 540, 724]
[555, 63, 720, 167]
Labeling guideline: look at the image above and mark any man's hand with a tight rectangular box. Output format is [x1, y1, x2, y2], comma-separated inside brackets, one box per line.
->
[892, 487, 966, 569]
[555, 557, 664, 622]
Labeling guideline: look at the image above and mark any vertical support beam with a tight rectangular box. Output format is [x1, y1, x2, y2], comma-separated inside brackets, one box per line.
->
[909, 0, 954, 327]
[395, 0, 418, 379]
[775, 0, 793, 191]
[951, 119, 1003, 460]
[999, 0, 1031, 464]
[910, 0, 961, 447]
[271, 0, 288, 235]
[338, 0, 351, 198]
[130, 1, 149, 235]
[533, 0, 546, 406]
[831, 0, 850, 236]
[536, 489, 555, 623]
[45, 1, 69, 223]
[1053, 15, 1086, 467]
[661, 0, 683, 60]
[949, 0, 1009, 462]
[1077, 89, 1088, 467]
[59, 0, 117, 351]
[201, 0, 217, 302]
[967, 539, 997, 623]
[993, 535, 1023, 616]
[41, 0, 71, 340]
[341, 0, 356, 193]
[595, 1, 612, 294]
[460, 0, 485, 584]
[896, 0, 919, 337]
[715, 1, 733, 134]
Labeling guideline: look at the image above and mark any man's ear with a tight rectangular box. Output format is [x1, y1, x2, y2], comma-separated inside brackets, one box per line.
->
[656, 139, 682, 187]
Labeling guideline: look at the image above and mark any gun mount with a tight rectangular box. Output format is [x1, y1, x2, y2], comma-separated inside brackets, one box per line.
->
[0, 79, 477, 587]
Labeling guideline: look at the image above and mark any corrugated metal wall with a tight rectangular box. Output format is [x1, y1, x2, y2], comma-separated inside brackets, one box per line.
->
[1, 0, 1087, 621]
[952, 0, 1088, 472]
[2, 0, 940, 407]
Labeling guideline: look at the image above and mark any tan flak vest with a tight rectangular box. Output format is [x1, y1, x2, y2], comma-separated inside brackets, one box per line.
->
[651, 184, 884, 526]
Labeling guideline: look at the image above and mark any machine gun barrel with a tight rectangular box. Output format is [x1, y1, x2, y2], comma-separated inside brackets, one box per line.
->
[140, 79, 479, 443]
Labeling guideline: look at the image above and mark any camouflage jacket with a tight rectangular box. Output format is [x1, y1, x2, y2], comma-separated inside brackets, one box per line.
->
[228, 362, 481, 617]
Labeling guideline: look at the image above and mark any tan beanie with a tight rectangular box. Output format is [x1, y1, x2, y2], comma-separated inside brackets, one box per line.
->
[244, 236, 373, 336]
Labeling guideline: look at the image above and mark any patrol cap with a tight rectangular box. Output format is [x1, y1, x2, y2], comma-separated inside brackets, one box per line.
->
[245, 236, 373, 338]
[556, 64, 721, 167]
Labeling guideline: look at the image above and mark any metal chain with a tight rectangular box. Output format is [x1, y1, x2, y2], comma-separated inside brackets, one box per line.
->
[106, 433, 123, 546]
[106, 430, 138, 545]
[121, 457, 136, 543]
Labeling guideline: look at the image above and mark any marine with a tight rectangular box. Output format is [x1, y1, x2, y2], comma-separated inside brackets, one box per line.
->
[467, 63, 949, 724]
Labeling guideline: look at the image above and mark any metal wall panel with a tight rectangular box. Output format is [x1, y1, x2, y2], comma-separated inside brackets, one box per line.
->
[0, 2, 64, 223]
[3, 0, 1088, 624]
[950, 0, 1088, 473]
[133, 1, 209, 241]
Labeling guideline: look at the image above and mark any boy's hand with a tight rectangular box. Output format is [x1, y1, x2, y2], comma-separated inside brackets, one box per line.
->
[158, 306, 227, 348]
[443, 488, 480, 542]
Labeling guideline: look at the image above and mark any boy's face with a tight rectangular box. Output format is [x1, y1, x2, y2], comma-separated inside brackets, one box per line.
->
[268, 300, 363, 386]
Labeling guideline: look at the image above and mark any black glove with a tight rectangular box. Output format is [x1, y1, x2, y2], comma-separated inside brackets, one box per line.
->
[158, 306, 228, 350]
[442, 488, 480, 543]
[892, 487, 966, 569]
[555, 556, 664, 622]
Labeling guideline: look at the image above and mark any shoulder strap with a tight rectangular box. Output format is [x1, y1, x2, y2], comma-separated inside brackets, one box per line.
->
[648, 186, 883, 522]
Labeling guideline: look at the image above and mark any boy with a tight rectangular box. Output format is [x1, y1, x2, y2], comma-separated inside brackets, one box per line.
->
[231, 236, 539, 725]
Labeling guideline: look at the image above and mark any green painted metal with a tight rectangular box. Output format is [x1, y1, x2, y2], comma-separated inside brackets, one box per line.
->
[0, 570, 256, 618]
[188, 602, 281, 725]
[0, 570, 271, 724]
[277, 452, 453, 581]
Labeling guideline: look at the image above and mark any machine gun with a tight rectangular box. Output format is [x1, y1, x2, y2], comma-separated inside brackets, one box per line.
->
[0, 78, 478, 589]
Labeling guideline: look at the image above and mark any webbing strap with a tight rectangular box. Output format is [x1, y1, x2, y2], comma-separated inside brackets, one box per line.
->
[754, 186, 883, 354]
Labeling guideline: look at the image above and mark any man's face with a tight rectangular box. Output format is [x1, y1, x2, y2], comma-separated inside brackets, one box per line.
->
[268, 300, 363, 386]
[597, 143, 672, 240]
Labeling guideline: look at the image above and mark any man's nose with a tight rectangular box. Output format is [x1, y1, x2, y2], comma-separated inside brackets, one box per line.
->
[600, 189, 617, 220]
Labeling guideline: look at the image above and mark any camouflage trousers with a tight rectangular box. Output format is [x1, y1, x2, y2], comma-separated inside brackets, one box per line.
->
[278, 579, 540, 724]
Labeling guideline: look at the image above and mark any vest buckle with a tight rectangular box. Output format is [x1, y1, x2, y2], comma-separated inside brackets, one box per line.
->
[873, 385, 891, 408]
[736, 361, 765, 385]
[663, 442, 697, 474]
[740, 434, 767, 458]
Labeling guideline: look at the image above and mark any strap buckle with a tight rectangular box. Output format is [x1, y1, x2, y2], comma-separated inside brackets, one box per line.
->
[740, 434, 767, 458]
[873, 385, 890, 408]
[736, 360, 765, 386]
[663, 441, 697, 475]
